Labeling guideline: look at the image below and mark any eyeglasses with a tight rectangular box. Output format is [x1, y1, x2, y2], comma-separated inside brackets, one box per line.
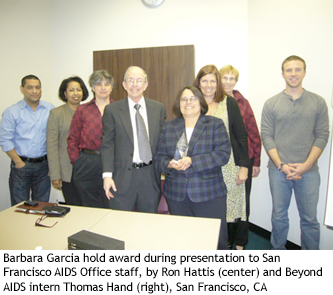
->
[126, 78, 145, 85]
[222, 76, 236, 82]
[35, 214, 58, 228]
[180, 96, 198, 103]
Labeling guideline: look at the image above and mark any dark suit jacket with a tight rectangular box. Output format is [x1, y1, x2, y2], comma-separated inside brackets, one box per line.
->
[101, 97, 166, 194]
[154, 114, 231, 202]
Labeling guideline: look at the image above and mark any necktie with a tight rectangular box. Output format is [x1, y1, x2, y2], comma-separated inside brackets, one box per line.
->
[134, 104, 152, 164]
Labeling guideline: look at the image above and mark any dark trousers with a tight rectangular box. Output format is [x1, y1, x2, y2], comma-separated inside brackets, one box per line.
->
[9, 160, 50, 206]
[109, 165, 160, 213]
[166, 195, 229, 250]
[228, 157, 254, 247]
[62, 180, 81, 206]
[72, 152, 108, 208]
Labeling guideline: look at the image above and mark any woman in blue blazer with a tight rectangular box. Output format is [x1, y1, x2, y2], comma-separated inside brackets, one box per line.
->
[154, 86, 231, 250]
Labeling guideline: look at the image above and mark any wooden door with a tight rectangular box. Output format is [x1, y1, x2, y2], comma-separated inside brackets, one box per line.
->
[93, 45, 195, 121]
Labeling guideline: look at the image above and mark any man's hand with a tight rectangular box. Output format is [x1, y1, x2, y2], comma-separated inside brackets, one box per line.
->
[6, 149, 25, 168]
[15, 160, 25, 169]
[281, 164, 302, 180]
[286, 146, 323, 180]
[286, 162, 311, 180]
[103, 177, 117, 199]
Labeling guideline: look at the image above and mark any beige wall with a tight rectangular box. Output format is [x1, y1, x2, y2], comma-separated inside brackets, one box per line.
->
[0, 0, 332, 248]
[248, 0, 333, 249]
[0, 0, 248, 205]
[0, 0, 53, 206]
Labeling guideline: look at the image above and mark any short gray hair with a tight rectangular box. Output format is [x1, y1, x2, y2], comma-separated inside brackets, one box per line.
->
[89, 70, 114, 88]
[123, 66, 148, 83]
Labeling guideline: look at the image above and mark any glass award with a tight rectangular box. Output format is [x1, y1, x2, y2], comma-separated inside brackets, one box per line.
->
[174, 132, 188, 161]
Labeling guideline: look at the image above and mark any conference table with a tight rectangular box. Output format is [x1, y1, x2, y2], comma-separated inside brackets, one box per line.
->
[0, 203, 220, 250]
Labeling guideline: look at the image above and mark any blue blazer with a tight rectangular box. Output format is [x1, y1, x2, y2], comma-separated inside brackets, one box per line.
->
[154, 114, 231, 202]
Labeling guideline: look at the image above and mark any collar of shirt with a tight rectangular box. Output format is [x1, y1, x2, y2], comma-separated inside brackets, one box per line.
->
[88, 97, 114, 106]
[87, 97, 97, 106]
[233, 90, 244, 102]
[19, 98, 49, 110]
[128, 96, 146, 112]
[283, 88, 306, 101]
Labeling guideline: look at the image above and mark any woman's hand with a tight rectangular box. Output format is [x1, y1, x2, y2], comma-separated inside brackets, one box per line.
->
[168, 157, 192, 171]
[252, 166, 260, 178]
[52, 179, 62, 190]
[236, 166, 248, 185]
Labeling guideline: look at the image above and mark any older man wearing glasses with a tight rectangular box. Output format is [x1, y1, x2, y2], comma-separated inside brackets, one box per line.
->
[101, 66, 166, 213]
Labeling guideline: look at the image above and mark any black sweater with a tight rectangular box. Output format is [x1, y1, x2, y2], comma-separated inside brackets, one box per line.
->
[226, 96, 250, 168]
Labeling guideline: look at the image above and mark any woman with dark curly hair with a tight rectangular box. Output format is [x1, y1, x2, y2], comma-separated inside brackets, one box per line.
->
[47, 76, 89, 205]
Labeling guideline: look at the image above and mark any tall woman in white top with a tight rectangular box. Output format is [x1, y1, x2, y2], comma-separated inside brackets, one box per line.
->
[194, 65, 249, 250]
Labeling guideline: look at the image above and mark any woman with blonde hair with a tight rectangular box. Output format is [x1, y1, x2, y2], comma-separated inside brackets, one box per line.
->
[219, 65, 261, 250]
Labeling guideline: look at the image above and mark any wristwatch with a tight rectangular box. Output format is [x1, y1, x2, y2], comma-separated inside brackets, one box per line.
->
[278, 162, 285, 172]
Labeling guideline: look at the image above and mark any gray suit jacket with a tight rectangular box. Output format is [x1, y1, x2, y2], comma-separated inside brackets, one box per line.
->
[101, 97, 166, 194]
[47, 104, 75, 182]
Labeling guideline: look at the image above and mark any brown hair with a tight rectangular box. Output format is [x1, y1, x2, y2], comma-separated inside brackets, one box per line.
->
[282, 55, 306, 72]
[172, 85, 208, 118]
[193, 64, 225, 103]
